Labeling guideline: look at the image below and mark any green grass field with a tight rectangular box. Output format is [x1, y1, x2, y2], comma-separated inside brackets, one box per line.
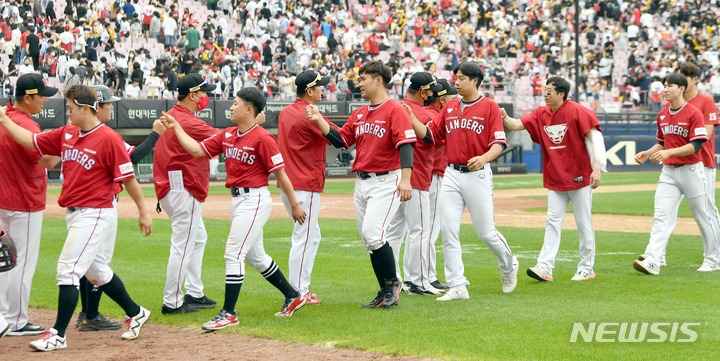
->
[29, 218, 719, 360]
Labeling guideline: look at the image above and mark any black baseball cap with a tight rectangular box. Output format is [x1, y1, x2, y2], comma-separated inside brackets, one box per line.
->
[177, 73, 216, 96]
[93, 85, 121, 103]
[408, 72, 443, 92]
[295, 70, 331, 94]
[437, 79, 458, 96]
[15, 74, 59, 98]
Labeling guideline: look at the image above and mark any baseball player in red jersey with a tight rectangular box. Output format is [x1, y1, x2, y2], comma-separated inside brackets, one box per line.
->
[276, 70, 341, 305]
[305, 61, 415, 308]
[640, 63, 720, 267]
[423, 78, 458, 290]
[154, 74, 219, 314]
[404, 62, 518, 300]
[73, 85, 168, 332]
[0, 85, 153, 351]
[0, 74, 60, 337]
[633, 73, 720, 275]
[386, 72, 445, 296]
[502, 76, 606, 282]
[161, 87, 308, 330]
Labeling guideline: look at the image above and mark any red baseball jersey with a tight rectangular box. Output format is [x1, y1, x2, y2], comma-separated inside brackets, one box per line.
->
[426, 96, 506, 166]
[276, 99, 341, 193]
[403, 99, 434, 191]
[656, 102, 708, 166]
[0, 103, 46, 212]
[112, 141, 137, 196]
[521, 100, 600, 191]
[153, 104, 219, 202]
[424, 103, 446, 176]
[338, 98, 416, 173]
[687, 93, 719, 168]
[33, 124, 135, 208]
[201, 124, 284, 188]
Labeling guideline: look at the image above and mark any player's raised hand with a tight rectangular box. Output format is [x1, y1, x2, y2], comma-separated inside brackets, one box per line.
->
[397, 178, 412, 202]
[152, 119, 167, 135]
[467, 155, 487, 171]
[401, 103, 414, 116]
[159, 111, 178, 130]
[255, 111, 266, 125]
[500, 108, 508, 121]
[138, 211, 153, 236]
[634, 151, 649, 164]
[291, 204, 307, 225]
[305, 104, 320, 122]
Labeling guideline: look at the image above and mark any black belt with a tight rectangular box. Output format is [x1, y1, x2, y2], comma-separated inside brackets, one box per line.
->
[68, 207, 77, 213]
[448, 163, 484, 173]
[357, 171, 389, 180]
[231, 187, 251, 197]
[672, 165, 686, 168]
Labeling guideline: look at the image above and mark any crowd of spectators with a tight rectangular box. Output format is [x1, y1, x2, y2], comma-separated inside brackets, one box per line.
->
[1, 0, 720, 112]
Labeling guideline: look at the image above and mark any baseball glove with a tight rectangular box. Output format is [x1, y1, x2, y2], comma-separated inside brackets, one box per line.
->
[0, 230, 17, 272]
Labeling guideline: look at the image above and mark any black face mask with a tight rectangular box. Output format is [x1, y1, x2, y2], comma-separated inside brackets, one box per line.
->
[424, 93, 438, 107]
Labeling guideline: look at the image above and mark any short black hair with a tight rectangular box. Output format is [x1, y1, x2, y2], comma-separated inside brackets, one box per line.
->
[358, 60, 391, 88]
[453, 62, 484, 89]
[236, 87, 266, 117]
[664, 72, 688, 93]
[546, 76, 571, 101]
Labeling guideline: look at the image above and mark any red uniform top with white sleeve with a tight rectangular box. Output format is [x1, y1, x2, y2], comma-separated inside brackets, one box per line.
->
[0, 103, 47, 212]
[276, 98, 341, 193]
[112, 142, 137, 195]
[424, 103, 446, 177]
[338, 98, 416, 173]
[426, 96, 506, 165]
[687, 93, 719, 168]
[153, 104, 219, 202]
[521, 100, 600, 192]
[33, 124, 135, 208]
[655, 102, 708, 166]
[402, 99, 434, 191]
[200, 124, 284, 188]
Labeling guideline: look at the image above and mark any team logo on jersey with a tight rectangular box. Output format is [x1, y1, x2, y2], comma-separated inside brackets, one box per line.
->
[119, 162, 134, 175]
[660, 116, 666, 120]
[447, 108, 453, 113]
[271, 153, 284, 165]
[695, 127, 708, 136]
[404, 130, 416, 138]
[225, 132, 232, 138]
[544, 124, 568, 144]
[495, 131, 506, 140]
[357, 114, 364, 119]
[65, 133, 72, 140]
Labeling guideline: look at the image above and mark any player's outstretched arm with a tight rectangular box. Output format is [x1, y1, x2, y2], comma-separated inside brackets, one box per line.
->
[159, 111, 206, 158]
[274, 168, 307, 224]
[305, 104, 331, 134]
[122, 177, 153, 236]
[634, 143, 664, 164]
[401, 104, 429, 140]
[500, 108, 526, 131]
[0, 106, 36, 150]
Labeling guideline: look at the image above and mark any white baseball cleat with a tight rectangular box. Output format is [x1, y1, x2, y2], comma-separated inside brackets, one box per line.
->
[436, 286, 469, 301]
[121, 307, 151, 340]
[633, 258, 660, 275]
[527, 266, 554, 282]
[571, 271, 596, 281]
[639, 254, 666, 266]
[697, 263, 720, 272]
[501, 256, 519, 293]
[29, 328, 67, 352]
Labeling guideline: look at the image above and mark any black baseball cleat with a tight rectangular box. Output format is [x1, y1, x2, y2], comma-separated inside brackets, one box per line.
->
[361, 291, 384, 308]
[161, 303, 200, 314]
[1, 323, 10, 339]
[430, 280, 449, 290]
[8, 323, 45, 336]
[184, 294, 217, 309]
[79, 314, 122, 331]
[75, 312, 86, 328]
[382, 280, 401, 308]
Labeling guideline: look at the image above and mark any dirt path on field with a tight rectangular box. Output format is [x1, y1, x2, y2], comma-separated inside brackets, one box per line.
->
[3, 309, 436, 361]
[42, 182, 708, 235]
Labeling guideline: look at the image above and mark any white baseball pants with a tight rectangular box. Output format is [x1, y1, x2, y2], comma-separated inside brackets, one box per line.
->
[659, 167, 720, 263]
[536, 186, 596, 275]
[56, 207, 116, 287]
[281, 190, 322, 296]
[387, 188, 432, 288]
[353, 170, 402, 252]
[225, 187, 273, 276]
[0, 209, 43, 331]
[160, 190, 208, 309]
[644, 163, 720, 265]
[440, 166, 515, 288]
[427, 174, 443, 283]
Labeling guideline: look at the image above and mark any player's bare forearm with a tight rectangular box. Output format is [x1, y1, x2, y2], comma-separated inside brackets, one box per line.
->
[0, 113, 36, 149]
[274, 169, 307, 224]
[38, 155, 61, 170]
[401, 103, 428, 139]
[501, 109, 525, 131]
[484, 143, 504, 162]
[397, 167, 412, 202]
[122, 177, 153, 236]
[667, 143, 699, 157]
[173, 125, 206, 158]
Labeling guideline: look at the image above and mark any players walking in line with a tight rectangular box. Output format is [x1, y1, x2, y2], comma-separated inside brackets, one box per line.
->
[640, 62, 720, 267]
[501, 76, 605, 282]
[161, 87, 308, 330]
[276, 70, 342, 305]
[403, 61, 518, 300]
[0, 84, 153, 351]
[0, 74, 60, 337]
[305, 60, 415, 308]
[386, 72, 445, 296]
[422, 78, 457, 290]
[74, 85, 167, 332]
[153, 74, 218, 314]
[633, 73, 720, 274]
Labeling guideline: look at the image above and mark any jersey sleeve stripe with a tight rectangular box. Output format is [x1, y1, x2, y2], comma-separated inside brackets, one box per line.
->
[113, 173, 135, 182]
[126, 146, 135, 155]
[427, 126, 436, 144]
[689, 135, 708, 141]
[32, 133, 44, 156]
[395, 139, 416, 148]
[267, 164, 284, 173]
[489, 139, 507, 147]
[340, 134, 350, 149]
[201, 142, 212, 158]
